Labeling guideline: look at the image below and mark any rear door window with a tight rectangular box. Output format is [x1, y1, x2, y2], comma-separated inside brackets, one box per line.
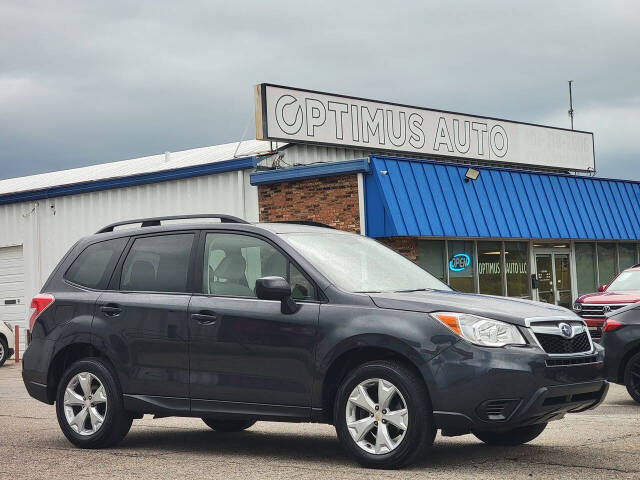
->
[120, 234, 195, 293]
[66, 238, 127, 289]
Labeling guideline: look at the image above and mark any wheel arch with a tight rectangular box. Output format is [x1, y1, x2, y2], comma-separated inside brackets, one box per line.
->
[319, 336, 432, 423]
[618, 341, 640, 383]
[46, 343, 117, 403]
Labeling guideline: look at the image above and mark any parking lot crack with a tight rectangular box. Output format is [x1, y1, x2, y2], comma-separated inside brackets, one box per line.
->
[505, 456, 639, 474]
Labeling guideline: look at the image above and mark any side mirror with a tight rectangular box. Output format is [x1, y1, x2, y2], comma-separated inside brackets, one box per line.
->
[598, 284, 608, 292]
[255, 276, 300, 314]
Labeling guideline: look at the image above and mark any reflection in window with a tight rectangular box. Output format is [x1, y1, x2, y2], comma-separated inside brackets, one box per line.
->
[505, 242, 530, 298]
[478, 242, 503, 295]
[575, 243, 596, 295]
[448, 241, 475, 293]
[619, 244, 637, 271]
[597, 243, 617, 286]
[417, 240, 446, 282]
[203, 233, 315, 300]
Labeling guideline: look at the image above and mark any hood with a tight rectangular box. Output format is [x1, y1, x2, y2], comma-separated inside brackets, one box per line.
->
[578, 291, 640, 304]
[370, 289, 578, 326]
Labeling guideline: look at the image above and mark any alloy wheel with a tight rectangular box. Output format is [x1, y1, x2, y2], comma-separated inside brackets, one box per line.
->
[0, 342, 4, 360]
[345, 378, 408, 455]
[63, 372, 108, 436]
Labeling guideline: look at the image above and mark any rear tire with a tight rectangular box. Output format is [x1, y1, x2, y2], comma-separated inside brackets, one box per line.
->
[0, 337, 8, 367]
[202, 418, 256, 432]
[624, 352, 640, 404]
[473, 423, 547, 446]
[334, 360, 435, 469]
[55, 357, 133, 448]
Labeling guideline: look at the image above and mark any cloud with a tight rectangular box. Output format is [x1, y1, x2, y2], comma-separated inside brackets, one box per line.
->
[539, 97, 640, 179]
[0, 0, 638, 180]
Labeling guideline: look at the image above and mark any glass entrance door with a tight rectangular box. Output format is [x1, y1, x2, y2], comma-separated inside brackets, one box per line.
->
[535, 252, 573, 308]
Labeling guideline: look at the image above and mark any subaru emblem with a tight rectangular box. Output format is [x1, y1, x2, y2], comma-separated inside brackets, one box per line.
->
[559, 322, 573, 339]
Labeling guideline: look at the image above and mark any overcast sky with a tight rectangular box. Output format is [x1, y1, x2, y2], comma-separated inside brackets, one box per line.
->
[1, 1, 638, 181]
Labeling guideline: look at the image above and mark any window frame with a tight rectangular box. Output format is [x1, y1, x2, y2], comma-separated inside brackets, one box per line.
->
[63, 237, 128, 291]
[194, 229, 322, 303]
[108, 230, 199, 295]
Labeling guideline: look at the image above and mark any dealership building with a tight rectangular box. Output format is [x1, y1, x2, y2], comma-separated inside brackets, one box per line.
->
[1, 83, 640, 344]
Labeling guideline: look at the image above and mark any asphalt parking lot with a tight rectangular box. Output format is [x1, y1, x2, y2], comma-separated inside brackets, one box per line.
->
[1, 362, 639, 479]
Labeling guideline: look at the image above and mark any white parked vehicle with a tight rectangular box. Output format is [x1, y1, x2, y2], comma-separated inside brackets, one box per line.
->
[0, 321, 14, 366]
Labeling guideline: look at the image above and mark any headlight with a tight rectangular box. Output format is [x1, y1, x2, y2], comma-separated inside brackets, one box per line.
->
[573, 302, 582, 313]
[431, 312, 526, 347]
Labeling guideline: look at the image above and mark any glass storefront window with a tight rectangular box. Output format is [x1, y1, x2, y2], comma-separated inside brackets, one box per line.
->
[417, 240, 446, 282]
[619, 244, 637, 271]
[505, 242, 530, 298]
[575, 243, 597, 295]
[597, 243, 617, 286]
[478, 242, 503, 295]
[448, 241, 475, 293]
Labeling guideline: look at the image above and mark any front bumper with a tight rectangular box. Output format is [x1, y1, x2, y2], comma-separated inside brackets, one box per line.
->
[427, 342, 607, 435]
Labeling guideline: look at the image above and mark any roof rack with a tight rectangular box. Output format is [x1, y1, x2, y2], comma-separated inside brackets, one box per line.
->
[273, 220, 335, 229]
[96, 214, 248, 233]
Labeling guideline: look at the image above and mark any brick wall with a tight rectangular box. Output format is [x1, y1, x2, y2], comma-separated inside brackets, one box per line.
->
[258, 174, 361, 233]
[258, 173, 419, 262]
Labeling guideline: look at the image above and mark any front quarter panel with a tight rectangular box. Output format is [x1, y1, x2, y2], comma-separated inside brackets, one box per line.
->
[314, 301, 459, 408]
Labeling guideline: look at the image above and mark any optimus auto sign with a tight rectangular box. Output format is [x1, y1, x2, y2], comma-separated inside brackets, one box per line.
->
[255, 84, 595, 172]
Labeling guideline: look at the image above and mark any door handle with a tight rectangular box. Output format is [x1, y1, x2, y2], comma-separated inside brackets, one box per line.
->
[191, 312, 218, 325]
[101, 305, 122, 317]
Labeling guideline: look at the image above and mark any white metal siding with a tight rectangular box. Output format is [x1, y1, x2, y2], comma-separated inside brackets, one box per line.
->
[0, 246, 25, 350]
[0, 169, 258, 304]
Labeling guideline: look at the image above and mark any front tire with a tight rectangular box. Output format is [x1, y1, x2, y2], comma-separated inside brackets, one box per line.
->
[624, 352, 640, 404]
[55, 358, 133, 448]
[473, 423, 547, 446]
[202, 418, 256, 432]
[0, 337, 8, 367]
[334, 360, 435, 469]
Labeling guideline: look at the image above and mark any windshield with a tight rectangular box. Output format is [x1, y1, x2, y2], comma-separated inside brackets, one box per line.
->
[607, 270, 640, 292]
[281, 232, 450, 293]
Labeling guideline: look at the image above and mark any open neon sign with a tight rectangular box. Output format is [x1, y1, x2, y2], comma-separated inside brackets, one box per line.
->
[449, 253, 471, 272]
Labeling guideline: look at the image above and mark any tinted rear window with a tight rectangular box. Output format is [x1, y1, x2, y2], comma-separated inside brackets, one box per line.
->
[66, 238, 126, 289]
[120, 234, 194, 293]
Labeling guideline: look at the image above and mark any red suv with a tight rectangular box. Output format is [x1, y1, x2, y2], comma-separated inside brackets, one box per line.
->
[574, 264, 640, 339]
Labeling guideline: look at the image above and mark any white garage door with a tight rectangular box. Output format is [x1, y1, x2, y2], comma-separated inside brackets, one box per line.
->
[0, 246, 26, 351]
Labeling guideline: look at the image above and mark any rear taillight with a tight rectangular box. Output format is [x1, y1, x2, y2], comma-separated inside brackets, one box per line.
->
[28, 294, 55, 331]
[602, 319, 622, 333]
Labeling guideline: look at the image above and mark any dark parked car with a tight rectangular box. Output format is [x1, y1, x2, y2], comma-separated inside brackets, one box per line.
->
[601, 303, 640, 403]
[23, 215, 608, 469]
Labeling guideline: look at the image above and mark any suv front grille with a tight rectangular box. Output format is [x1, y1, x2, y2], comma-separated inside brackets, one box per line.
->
[535, 331, 591, 354]
[579, 303, 629, 318]
[545, 355, 599, 367]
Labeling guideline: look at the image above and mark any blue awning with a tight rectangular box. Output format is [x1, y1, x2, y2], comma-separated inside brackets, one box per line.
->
[364, 155, 640, 240]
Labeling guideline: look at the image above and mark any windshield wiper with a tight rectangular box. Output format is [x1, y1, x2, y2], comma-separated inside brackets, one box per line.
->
[394, 288, 433, 293]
